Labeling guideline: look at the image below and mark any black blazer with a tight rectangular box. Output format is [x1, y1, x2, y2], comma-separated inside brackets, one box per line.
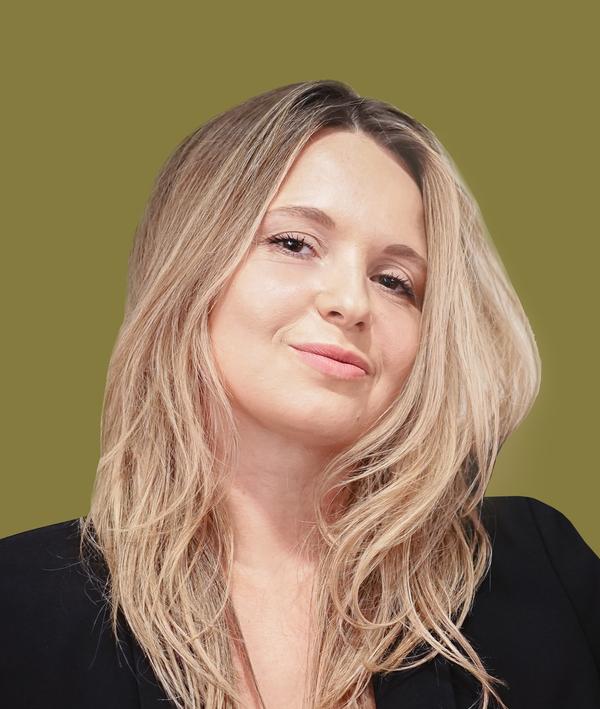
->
[1, 496, 599, 709]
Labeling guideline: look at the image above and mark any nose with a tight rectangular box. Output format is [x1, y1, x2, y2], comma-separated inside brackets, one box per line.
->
[314, 257, 372, 329]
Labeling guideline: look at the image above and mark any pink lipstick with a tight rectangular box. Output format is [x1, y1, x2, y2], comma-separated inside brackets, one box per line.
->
[289, 343, 370, 380]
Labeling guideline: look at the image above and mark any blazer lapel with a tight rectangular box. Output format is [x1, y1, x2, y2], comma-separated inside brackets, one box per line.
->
[127, 629, 178, 708]
[128, 627, 457, 709]
[373, 654, 457, 709]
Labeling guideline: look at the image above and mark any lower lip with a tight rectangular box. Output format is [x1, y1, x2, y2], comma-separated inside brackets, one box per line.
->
[291, 347, 368, 380]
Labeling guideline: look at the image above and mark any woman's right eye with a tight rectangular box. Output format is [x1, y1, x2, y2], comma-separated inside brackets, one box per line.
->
[265, 233, 315, 258]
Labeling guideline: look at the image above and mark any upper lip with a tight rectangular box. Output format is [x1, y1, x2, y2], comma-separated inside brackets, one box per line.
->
[290, 342, 371, 374]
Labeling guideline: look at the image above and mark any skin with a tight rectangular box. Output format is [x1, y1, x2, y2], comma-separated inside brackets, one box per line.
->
[209, 126, 428, 582]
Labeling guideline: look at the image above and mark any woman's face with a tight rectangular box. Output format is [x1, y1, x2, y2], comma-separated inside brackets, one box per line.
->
[209, 128, 427, 449]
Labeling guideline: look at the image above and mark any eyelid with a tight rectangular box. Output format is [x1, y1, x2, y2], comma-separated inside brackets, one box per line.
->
[380, 263, 414, 286]
[269, 230, 320, 245]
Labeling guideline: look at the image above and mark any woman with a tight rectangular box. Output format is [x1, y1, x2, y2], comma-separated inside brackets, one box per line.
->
[1, 79, 599, 709]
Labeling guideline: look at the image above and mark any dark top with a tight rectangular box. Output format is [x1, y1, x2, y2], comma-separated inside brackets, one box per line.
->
[0, 496, 599, 708]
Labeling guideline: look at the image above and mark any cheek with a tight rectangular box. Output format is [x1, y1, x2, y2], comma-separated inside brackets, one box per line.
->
[209, 261, 302, 375]
[226, 259, 307, 330]
[378, 315, 421, 384]
[210, 265, 266, 334]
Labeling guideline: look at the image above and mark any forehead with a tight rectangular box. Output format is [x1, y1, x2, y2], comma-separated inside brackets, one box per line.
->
[265, 129, 426, 258]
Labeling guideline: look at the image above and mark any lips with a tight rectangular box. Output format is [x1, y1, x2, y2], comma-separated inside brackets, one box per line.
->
[289, 342, 371, 374]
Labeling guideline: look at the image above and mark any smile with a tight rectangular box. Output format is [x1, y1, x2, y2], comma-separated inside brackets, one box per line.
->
[290, 346, 368, 380]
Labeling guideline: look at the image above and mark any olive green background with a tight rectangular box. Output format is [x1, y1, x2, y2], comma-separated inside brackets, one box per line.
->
[2, 2, 598, 553]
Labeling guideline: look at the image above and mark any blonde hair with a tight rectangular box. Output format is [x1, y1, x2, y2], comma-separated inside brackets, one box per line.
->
[79, 79, 541, 708]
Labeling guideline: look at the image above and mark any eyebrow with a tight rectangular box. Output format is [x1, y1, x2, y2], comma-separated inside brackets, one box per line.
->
[265, 204, 428, 275]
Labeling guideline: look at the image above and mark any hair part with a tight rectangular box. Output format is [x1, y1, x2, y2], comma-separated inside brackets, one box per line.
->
[79, 79, 540, 708]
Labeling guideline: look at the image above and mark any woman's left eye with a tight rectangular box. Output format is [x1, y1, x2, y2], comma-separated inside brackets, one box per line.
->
[376, 272, 416, 300]
[265, 232, 416, 301]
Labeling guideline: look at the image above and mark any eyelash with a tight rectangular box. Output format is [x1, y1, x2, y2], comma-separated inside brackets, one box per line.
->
[265, 232, 416, 301]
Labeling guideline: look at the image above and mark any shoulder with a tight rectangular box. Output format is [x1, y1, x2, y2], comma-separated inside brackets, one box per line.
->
[460, 495, 600, 702]
[0, 516, 106, 650]
[482, 495, 599, 636]
[0, 517, 100, 615]
[0, 517, 85, 569]
[480, 493, 580, 534]
[0, 516, 90, 598]
[0, 519, 139, 707]
[479, 495, 600, 606]
[448, 496, 600, 706]
[480, 494, 599, 578]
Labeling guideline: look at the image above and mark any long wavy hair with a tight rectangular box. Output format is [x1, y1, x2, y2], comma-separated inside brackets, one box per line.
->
[78, 79, 541, 709]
